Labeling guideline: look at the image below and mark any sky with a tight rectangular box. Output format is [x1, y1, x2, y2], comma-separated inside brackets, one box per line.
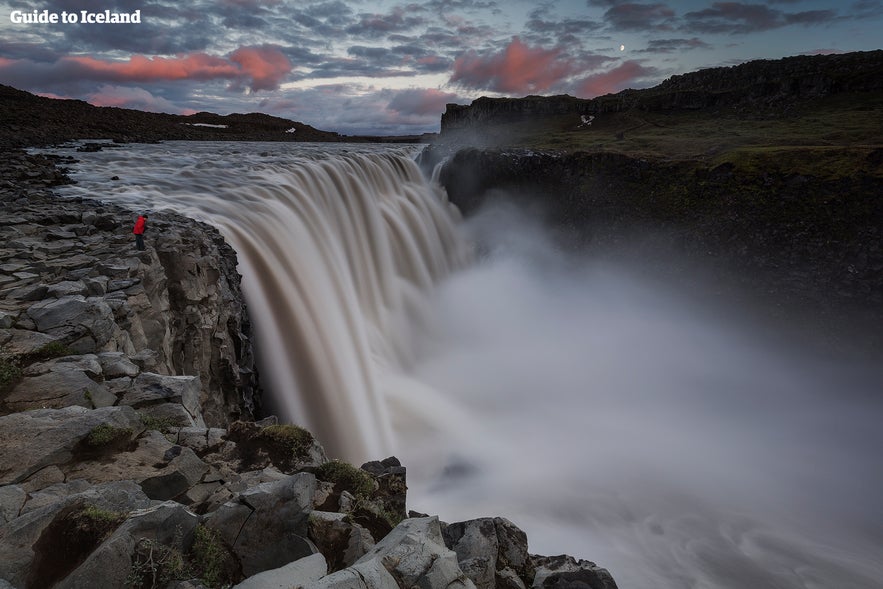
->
[1, 0, 881, 135]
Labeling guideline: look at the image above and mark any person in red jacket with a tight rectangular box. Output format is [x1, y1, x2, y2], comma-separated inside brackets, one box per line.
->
[133, 214, 148, 250]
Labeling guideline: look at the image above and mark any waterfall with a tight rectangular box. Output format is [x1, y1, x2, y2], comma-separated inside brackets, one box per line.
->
[53, 143, 470, 461]
[214, 152, 469, 460]
[49, 141, 883, 589]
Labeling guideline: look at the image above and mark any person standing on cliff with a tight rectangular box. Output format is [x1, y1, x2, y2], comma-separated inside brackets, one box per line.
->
[133, 213, 148, 250]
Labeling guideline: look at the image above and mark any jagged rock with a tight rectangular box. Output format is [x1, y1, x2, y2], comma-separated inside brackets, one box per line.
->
[0, 406, 143, 485]
[352, 517, 475, 589]
[4, 368, 110, 412]
[0, 328, 60, 358]
[55, 501, 199, 589]
[138, 401, 198, 428]
[64, 430, 209, 501]
[531, 555, 618, 589]
[233, 552, 327, 589]
[0, 486, 26, 525]
[0, 481, 151, 588]
[307, 557, 399, 589]
[444, 517, 531, 589]
[26, 295, 116, 352]
[45, 280, 87, 297]
[96, 351, 139, 378]
[308, 511, 375, 572]
[204, 472, 317, 577]
[123, 373, 201, 420]
[360, 457, 407, 522]
[0, 311, 16, 329]
[23, 354, 102, 378]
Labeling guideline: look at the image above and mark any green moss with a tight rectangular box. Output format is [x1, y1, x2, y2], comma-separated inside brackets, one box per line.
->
[257, 424, 314, 458]
[86, 423, 133, 447]
[140, 414, 177, 433]
[316, 460, 375, 499]
[29, 341, 73, 361]
[0, 359, 22, 393]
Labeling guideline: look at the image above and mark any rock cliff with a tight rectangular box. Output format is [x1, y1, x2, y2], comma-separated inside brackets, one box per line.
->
[1, 151, 619, 588]
[440, 50, 883, 133]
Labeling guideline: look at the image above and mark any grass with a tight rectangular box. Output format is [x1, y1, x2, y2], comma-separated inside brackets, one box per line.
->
[28, 341, 73, 361]
[441, 91, 883, 178]
[191, 525, 237, 588]
[316, 460, 375, 499]
[257, 424, 314, 458]
[140, 414, 177, 433]
[0, 359, 22, 393]
[86, 423, 133, 447]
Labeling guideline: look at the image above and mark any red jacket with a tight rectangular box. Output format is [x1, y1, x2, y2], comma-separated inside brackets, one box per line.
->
[133, 216, 146, 235]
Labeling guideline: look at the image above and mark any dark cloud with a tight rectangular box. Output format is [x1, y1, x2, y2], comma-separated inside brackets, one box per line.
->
[684, 2, 836, 34]
[525, 6, 604, 45]
[345, 6, 428, 38]
[604, 3, 677, 31]
[636, 37, 712, 53]
[386, 88, 460, 116]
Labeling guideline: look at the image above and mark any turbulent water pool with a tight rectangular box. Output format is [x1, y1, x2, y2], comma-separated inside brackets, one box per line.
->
[43, 141, 883, 589]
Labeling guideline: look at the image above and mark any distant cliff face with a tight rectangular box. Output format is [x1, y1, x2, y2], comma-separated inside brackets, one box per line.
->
[440, 50, 883, 134]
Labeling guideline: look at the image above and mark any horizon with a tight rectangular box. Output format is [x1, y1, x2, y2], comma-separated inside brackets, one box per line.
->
[1, 0, 881, 136]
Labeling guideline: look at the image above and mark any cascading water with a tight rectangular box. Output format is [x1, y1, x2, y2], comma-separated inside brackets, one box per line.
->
[48, 141, 883, 589]
[50, 142, 469, 461]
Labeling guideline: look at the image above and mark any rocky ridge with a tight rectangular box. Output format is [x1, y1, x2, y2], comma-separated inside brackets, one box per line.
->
[0, 152, 618, 589]
[439, 50, 883, 133]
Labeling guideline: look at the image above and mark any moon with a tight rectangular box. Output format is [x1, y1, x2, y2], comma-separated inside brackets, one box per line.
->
[620, 44, 625, 51]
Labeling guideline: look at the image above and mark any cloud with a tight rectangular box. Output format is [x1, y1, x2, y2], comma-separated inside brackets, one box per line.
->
[637, 37, 712, 53]
[574, 60, 658, 97]
[85, 84, 190, 113]
[0, 46, 293, 93]
[227, 45, 293, 91]
[387, 88, 460, 116]
[684, 2, 836, 34]
[449, 37, 576, 94]
[603, 2, 677, 31]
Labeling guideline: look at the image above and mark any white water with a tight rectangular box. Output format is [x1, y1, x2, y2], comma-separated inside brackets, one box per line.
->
[48, 142, 883, 589]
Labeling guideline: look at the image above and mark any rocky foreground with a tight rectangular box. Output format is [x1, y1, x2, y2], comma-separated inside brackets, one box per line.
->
[0, 150, 617, 589]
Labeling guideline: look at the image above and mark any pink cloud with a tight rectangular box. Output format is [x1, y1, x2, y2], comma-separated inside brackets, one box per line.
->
[574, 61, 658, 97]
[387, 88, 460, 116]
[228, 46, 292, 91]
[0, 46, 292, 93]
[450, 37, 576, 94]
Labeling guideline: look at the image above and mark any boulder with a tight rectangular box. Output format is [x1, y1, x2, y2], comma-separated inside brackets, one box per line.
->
[96, 351, 140, 378]
[308, 511, 374, 572]
[353, 517, 475, 589]
[307, 557, 399, 589]
[233, 552, 327, 589]
[4, 369, 110, 412]
[55, 501, 199, 589]
[26, 295, 117, 352]
[0, 406, 143, 485]
[531, 555, 618, 589]
[0, 481, 150, 588]
[204, 473, 316, 577]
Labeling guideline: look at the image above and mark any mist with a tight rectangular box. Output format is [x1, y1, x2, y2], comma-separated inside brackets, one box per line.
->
[390, 199, 883, 589]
